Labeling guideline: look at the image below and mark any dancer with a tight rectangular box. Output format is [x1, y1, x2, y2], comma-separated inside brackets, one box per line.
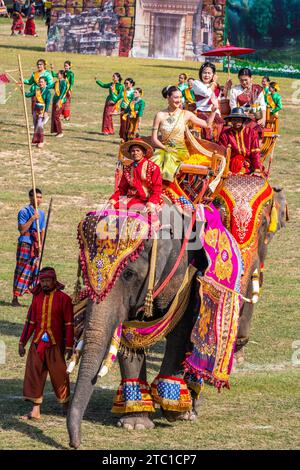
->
[25, 77, 51, 148]
[24, 0, 38, 37]
[23, 59, 54, 115]
[192, 62, 226, 141]
[183, 78, 196, 112]
[262, 76, 271, 103]
[11, 11, 24, 35]
[19, 267, 73, 420]
[177, 73, 188, 94]
[151, 86, 218, 182]
[51, 70, 67, 138]
[266, 82, 282, 116]
[62, 61, 74, 121]
[12, 188, 45, 307]
[123, 87, 145, 141]
[178, 73, 188, 107]
[119, 77, 135, 141]
[95, 72, 124, 135]
[52, 61, 75, 121]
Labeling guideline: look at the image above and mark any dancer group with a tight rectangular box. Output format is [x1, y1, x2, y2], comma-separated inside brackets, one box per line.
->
[20, 58, 75, 148]
[13, 60, 282, 420]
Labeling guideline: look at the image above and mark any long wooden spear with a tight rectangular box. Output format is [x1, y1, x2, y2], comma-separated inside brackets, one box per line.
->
[17, 54, 41, 253]
[38, 197, 53, 273]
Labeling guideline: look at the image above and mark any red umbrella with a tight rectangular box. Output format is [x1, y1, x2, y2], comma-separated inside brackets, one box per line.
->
[202, 41, 256, 77]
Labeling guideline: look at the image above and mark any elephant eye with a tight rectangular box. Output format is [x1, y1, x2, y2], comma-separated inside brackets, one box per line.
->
[122, 269, 136, 282]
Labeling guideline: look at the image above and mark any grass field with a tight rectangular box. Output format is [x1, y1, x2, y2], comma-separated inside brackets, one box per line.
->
[0, 18, 299, 450]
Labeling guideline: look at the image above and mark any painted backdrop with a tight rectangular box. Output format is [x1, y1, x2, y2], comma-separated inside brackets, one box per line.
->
[46, 0, 227, 60]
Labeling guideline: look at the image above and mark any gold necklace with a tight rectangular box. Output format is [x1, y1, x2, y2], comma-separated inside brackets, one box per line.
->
[167, 107, 179, 124]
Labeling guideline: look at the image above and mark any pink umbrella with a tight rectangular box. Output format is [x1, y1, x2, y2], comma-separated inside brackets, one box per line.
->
[202, 41, 256, 77]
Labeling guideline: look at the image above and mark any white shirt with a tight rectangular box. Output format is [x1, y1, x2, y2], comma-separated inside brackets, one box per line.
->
[192, 80, 213, 112]
[230, 84, 266, 111]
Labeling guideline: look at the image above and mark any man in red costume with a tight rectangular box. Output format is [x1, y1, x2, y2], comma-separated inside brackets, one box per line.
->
[110, 139, 162, 214]
[219, 108, 266, 176]
[19, 267, 74, 420]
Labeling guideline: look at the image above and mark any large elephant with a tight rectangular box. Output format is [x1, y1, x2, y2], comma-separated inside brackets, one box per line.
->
[67, 205, 208, 449]
[216, 181, 288, 357]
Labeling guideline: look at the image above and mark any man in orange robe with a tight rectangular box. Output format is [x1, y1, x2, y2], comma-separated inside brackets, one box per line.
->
[19, 267, 74, 420]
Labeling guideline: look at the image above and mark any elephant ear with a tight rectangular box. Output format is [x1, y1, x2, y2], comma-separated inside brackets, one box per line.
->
[77, 210, 150, 302]
[272, 187, 288, 229]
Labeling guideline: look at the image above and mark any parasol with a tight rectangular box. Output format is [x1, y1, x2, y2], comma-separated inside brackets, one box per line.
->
[202, 41, 256, 78]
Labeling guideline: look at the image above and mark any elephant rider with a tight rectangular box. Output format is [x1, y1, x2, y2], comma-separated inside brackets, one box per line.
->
[218, 107, 266, 176]
[109, 139, 162, 215]
[18, 267, 74, 420]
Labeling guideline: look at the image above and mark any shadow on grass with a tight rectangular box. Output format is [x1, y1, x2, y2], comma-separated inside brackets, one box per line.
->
[0, 320, 23, 337]
[0, 44, 45, 53]
[0, 379, 124, 448]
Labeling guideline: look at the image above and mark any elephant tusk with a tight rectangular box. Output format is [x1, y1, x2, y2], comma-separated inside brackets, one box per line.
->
[98, 343, 119, 378]
[251, 269, 260, 304]
[67, 340, 84, 374]
[241, 295, 252, 304]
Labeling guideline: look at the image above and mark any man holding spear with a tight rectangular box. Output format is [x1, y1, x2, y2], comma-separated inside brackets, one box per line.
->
[11, 55, 47, 307]
[12, 188, 46, 306]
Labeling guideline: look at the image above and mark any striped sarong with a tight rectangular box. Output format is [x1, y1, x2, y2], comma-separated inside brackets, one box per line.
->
[13, 242, 39, 297]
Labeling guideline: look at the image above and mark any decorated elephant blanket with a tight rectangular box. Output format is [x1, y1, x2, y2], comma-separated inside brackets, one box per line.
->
[183, 205, 244, 390]
[77, 209, 150, 302]
[76, 202, 243, 391]
[217, 175, 273, 292]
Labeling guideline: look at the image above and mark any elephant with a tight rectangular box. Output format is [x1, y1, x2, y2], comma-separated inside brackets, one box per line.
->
[67, 184, 287, 448]
[67, 204, 209, 449]
[222, 185, 288, 359]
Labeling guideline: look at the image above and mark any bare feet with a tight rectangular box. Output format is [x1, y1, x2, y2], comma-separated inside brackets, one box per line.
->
[37, 142, 44, 148]
[11, 297, 22, 307]
[56, 133, 64, 138]
[20, 404, 41, 420]
[20, 412, 41, 421]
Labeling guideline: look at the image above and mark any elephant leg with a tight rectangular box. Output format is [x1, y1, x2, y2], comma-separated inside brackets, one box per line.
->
[158, 311, 199, 422]
[235, 275, 255, 360]
[116, 351, 155, 430]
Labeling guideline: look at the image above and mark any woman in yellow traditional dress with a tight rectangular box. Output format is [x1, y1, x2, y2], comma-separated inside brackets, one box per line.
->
[151, 86, 218, 182]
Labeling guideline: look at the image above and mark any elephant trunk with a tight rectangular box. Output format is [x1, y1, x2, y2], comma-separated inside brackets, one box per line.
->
[67, 295, 124, 449]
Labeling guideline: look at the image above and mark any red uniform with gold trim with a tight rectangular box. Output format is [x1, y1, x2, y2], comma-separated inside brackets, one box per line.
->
[20, 287, 74, 404]
[219, 126, 261, 174]
[110, 157, 162, 208]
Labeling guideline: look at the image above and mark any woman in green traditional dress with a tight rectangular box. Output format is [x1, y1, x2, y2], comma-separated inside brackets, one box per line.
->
[151, 86, 218, 182]
[119, 77, 135, 141]
[123, 87, 145, 141]
[95, 72, 124, 135]
[23, 58, 54, 115]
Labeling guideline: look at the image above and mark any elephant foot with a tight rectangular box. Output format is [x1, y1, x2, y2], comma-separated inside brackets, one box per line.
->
[117, 412, 155, 430]
[69, 436, 81, 449]
[235, 347, 245, 364]
[162, 409, 198, 423]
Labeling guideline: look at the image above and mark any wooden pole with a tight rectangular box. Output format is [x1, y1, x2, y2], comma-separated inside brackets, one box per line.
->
[227, 55, 231, 79]
[17, 54, 41, 252]
[38, 197, 53, 273]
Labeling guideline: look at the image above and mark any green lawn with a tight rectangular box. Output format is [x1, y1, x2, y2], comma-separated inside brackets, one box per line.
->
[0, 18, 299, 450]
